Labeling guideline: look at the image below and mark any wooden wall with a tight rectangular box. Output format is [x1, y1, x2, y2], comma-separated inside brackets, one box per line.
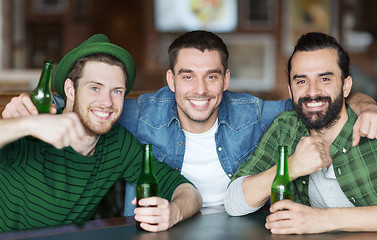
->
[2, 0, 377, 100]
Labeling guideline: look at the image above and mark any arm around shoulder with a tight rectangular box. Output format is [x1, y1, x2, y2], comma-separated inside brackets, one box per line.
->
[346, 91, 377, 116]
[118, 98, 138, 132]
[346, 92, 377, 145]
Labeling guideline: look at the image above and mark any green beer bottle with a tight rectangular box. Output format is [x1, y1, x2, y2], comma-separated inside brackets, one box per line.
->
[136, 144, 159, 230]
[30, 60, 54, 113]
[270, 145, 292, 205]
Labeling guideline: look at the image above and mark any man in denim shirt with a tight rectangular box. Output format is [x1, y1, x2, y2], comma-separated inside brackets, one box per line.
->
[120, 31, 292, 214]
[3, 31, 377, 216]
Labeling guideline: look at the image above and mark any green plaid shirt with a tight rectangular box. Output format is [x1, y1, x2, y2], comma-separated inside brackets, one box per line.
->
[232, 106, 377, 207]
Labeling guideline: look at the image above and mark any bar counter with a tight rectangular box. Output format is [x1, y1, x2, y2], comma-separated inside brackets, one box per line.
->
[1, 209, 377, 240]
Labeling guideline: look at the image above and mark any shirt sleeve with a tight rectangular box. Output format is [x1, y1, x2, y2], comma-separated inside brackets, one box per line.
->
[118, 98, 138, 135]
[52, 94, 65, 112]
[259, 99, 292, 130]
[231, 115, 284, 182]
[224, 176, 263, 216]
[284, 99, 293, 111]
[225, 116, 284, 216]
[120, 128, 192, 201]
[152, 158, 192, 201]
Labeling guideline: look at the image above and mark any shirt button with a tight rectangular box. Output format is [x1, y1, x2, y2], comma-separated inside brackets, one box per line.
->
[342, 148, 347, 153]
[218, 147, 222, 151]
[228, 174, 232, 178]
[302, 180, 307, 185]
[178, 142, 183, 146]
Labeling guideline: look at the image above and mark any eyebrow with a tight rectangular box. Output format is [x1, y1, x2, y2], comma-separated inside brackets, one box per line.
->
[177, 69, 193, 75]
[292, 74, 306, 80]
[85, 81, 105, 86]
[177, 68, 223, 75]
[318, 71, 334, 77]
[85, 81, 126, 91]
[292, 71, 334, 80]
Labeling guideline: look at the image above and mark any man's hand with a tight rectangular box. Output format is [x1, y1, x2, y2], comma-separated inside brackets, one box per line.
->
[132, 183, 201, 232]
[266, 200, 329, 234]
[2, 93, 57, 119]
[288, 136, 332, 180]
[346, 91, 377, 146]
[132, 197, 175, 232]
[353, 107, 377, 146]
[28, 113, 84, 149]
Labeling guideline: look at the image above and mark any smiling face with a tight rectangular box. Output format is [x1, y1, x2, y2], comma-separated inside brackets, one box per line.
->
[66, 61, 126, 136]
[289, 48, 352, 130]
[166, 48, 230, 133]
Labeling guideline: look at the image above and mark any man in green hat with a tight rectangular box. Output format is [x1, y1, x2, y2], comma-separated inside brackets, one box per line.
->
[0, 34, 202, 232]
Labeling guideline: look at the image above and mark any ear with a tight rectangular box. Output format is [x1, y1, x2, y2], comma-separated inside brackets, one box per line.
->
[343, 76, 353, 98]
[64, 78, 75, 103]
[288, 84, 293, 99]
[166, 69, 176, 92]
[223, 69, 230, 91]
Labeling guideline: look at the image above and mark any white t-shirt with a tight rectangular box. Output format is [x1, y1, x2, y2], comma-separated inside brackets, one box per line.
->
[182, 119, 230, 207]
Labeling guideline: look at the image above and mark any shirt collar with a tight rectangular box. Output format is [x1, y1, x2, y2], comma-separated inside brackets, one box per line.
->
[330, 105, 356, 156]
[168, 100, 180, 127]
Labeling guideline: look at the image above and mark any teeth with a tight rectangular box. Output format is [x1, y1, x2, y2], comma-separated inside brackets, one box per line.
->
[190, 99, 208, 106]
[307, 102, 325, 107]
[93, 111, 110, 117]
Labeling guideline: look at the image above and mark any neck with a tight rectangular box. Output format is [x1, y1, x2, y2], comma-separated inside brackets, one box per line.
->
[62, 107, 100, 156]
[179, 113, 218, 134]
[71, 135, 100, 156]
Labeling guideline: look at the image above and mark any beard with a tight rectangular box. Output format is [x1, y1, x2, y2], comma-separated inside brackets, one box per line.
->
[292, 92, 344, 130]
[73, 101, 119, 136]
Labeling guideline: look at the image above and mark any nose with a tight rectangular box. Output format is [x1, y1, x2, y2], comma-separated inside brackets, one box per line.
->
[193, 78, 208, 95]
[306, 80, 321, 97]
[98, 92, 113, 107]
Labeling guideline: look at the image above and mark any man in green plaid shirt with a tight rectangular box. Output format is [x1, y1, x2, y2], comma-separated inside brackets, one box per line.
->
[224, 32, 377, 234]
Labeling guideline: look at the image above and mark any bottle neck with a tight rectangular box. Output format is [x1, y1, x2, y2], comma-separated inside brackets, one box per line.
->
[277, 145, 288, 176]
[142, 144, 153, 173]
[37, 60, 53, 89]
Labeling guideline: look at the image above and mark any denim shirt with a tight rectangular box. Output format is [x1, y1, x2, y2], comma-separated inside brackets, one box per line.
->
[117, 86, 292, 215]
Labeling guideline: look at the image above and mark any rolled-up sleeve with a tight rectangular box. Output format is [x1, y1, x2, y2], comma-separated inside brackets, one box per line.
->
[224, 176, 264, 216]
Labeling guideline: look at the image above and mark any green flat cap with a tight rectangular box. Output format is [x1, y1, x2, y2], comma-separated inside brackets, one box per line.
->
[53, 34, 136, 98]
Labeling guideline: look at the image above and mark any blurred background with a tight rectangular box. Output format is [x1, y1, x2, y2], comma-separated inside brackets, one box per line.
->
[1, 0, 377, 101]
